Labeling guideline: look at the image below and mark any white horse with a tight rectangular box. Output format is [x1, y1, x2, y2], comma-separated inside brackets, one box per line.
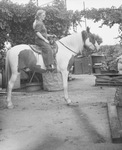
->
[5, 30, 100, 108]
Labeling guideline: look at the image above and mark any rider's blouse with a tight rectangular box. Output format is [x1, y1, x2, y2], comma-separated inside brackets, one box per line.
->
[34, 20, 47, 41]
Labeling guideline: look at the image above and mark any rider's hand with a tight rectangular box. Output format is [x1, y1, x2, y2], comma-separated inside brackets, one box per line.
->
[45, 39, 49, 44]
[48, 34, 56, 38]
[52, 34, 57, 38]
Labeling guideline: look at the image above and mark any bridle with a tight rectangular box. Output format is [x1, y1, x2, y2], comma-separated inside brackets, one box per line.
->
[58, 32, 98, 56]
[85, 33, 98, 53]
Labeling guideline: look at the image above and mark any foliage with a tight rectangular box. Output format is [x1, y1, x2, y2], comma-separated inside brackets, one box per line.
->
[80, 5, 122, 71]
[44, 0, 74, 38]
[80, 5, 122, 44]
[0, 0, 103, 51]
[99, 44, 122, 72]
[0, 0, 83, 49]
[0, 0, 38, 48]
[100, 44, 122, 57]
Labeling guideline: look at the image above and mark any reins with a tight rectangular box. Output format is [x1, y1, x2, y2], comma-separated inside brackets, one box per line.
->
[58, 40, 88, 58]
[58, 40, 78, 55]
[58, 31, 98, 56]
[58, 32, 90, 55]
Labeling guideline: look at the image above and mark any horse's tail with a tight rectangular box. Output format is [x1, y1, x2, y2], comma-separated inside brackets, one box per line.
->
[5, 51, 11, 88]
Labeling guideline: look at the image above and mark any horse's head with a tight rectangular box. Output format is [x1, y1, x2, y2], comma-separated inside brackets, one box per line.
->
[82, 27, 100, 54]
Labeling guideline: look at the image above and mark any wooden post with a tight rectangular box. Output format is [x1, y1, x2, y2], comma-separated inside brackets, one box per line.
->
[83, 1, 87, 29]
[107, 102, 122, 143]
[36, 0, 38, 6]
[114, 86, 122, 107]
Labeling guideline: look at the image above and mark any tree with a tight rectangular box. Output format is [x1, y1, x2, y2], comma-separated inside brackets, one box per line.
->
[0, 0, 83, 48]
[44, 0, 73, 38]
[80, 5, 122, 44]
[0, 0, 102, 49]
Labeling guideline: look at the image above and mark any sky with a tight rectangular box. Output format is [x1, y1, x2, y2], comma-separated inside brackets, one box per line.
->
[11, 0, 122, 45]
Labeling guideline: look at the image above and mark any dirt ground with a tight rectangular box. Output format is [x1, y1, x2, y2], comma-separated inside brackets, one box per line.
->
[0, 74, 122, 150]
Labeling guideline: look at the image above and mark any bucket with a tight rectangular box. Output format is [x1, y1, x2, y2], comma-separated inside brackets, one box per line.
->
[42, 72, 63, 91]
[25, 82, 42, 92]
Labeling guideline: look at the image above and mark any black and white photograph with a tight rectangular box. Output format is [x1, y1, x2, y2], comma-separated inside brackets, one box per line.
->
[0, 0, 122, 150]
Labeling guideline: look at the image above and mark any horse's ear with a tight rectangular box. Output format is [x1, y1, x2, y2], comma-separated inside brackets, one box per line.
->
[82, 31, 88, 43]
[86, 27, 90, 33]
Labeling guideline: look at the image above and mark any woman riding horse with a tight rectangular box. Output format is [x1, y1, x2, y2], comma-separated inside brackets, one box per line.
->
[33, 9, 56, 71]
[5, 27, 100, 109]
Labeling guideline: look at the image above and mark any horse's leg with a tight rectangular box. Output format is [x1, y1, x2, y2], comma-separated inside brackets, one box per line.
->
[6, 72, 19, 109]
[61, 70, 72, 104]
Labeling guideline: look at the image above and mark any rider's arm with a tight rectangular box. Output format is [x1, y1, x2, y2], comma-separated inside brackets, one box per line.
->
[36, 32, 49, 43]
[34, 21, 49, 44]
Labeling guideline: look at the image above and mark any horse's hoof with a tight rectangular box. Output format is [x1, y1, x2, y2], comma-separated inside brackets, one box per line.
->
[66, 101, 79, 107]
[7, 104, 14, 109]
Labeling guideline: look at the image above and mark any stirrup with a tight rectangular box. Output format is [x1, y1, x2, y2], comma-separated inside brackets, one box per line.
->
[46, 65, 57, 72]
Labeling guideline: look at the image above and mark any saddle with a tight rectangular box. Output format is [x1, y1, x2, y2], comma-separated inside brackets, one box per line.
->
[29, 41, 58, 58]
[29, 40, 58, 71]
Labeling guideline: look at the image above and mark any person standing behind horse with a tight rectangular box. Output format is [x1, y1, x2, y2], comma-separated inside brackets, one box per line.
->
[33, 9, 55, 71]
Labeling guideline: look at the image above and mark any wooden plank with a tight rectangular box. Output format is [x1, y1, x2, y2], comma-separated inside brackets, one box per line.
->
[95, 74, 122, 86]
[0, 91, 6, 95]
[111, 76, 122, 80]
[107, 102, 122, 143]
[95, 75, 111, 80]
[95, 75, 122, 80]
[96, 78, 113, 82]
[96, 83, 122, 86]
[96, 80, 122, 84]
[95, 81, 122, 86]
[112, 79, 122, 83]
[95, 74, 121, 77]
